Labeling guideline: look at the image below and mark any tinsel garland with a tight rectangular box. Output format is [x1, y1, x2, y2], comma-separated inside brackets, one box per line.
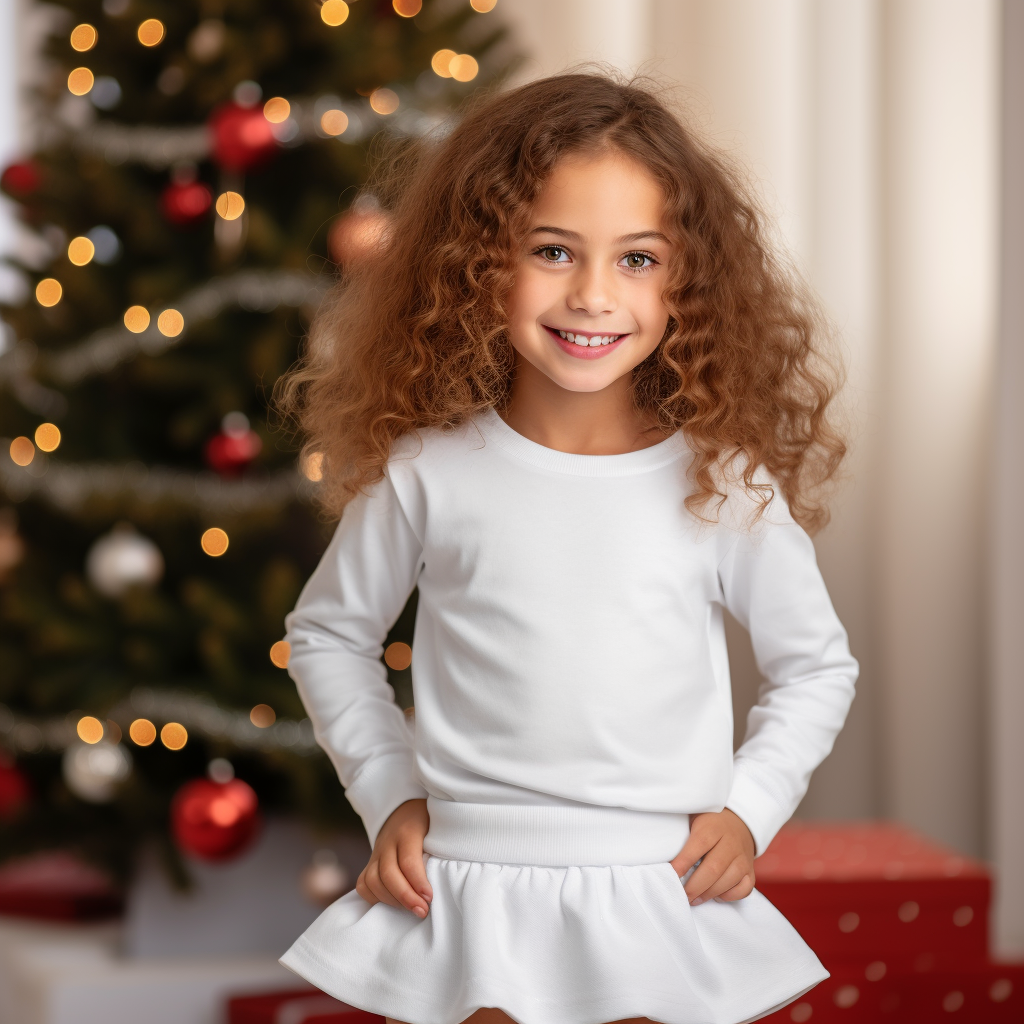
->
[0, 688, 320, 756]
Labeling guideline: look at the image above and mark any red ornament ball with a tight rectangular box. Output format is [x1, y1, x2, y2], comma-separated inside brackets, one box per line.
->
[161, 180, 212, 226]
[171, 777, 260, 861]
[208, 101, 277, 173]
[204, 412, 262, 475]
[0, 760, 30, 820]
[1, 161, 42, 197]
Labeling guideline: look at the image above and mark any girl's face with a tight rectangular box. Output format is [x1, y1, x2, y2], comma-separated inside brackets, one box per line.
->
[507, 148, 673, 395]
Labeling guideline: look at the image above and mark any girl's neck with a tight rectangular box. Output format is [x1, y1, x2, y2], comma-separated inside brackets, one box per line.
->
[500, 357, 668, 456]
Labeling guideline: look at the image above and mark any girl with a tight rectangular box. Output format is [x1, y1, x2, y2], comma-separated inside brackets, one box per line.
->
[278, 73, 857, 1024]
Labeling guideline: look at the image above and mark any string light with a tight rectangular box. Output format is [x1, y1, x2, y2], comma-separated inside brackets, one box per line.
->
[35, 279, 62, 306]
[34, 423, 61, 452]
[320, 0, 350, 26]
[393, 0, 421, 15]
[470, 0, 497, 10]
[302, 451, 324, 481]
[215, 191, 245, 220]
[431, 49, 456, 77]
[263, 97, 290, 123]
[123, 305, 150, 333]
[369, 88, 399, 115]
[157, 309, 184, 337]
[67, 236, 95, 266]
[9, 438, 35, 467]
[76, 716, 104, 744]
[68, 67, 94, 95]
[137, 18, 165, 47]
[449, 54, 479, 82]
[129, 718, 157, 746]
[250, 704, 276, 728]
[269, 640, 291, 668]
[384, 641, 413, 670]
[70, 24, 98, 51]
[320, 109, 348, 136]
[200, 527, 229, 556]
[160, 722, 188, 750]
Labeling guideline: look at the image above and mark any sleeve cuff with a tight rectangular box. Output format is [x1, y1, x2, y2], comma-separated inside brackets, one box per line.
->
[343, 754, 429, 849]
[725, 765, 791, 856]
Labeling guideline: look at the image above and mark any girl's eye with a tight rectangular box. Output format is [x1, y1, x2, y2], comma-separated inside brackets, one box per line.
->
[535, 245, 569, 263]
[621, 252, 656, 271]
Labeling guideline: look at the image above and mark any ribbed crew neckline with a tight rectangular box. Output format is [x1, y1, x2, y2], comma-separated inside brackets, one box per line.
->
[475, 407, 690, 478]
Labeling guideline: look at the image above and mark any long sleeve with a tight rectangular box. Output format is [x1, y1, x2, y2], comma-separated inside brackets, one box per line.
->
[719, 487, 858, 855]
[285, 471, 428, 848]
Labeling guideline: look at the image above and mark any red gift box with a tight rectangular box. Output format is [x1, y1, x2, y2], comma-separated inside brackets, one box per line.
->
[226, 988, 384, 1024]
[755, 822, 1023, 1023]
[0, 851, 123, 922]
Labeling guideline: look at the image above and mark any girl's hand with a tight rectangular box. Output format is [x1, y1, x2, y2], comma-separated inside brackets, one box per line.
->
[671, 808, 756, 906]
[355, 798, 433, 918]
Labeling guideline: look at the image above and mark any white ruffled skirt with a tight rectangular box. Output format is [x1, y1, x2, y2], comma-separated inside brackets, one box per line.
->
[280, 798, 826, 1024]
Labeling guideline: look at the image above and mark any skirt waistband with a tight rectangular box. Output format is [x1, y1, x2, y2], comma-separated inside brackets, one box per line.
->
[422, 796, 690, 867]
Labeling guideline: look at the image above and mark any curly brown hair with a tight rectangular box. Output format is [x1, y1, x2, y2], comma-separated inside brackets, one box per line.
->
[278, 72, 846, 532]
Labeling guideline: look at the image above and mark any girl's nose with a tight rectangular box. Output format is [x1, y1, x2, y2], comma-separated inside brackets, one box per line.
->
[567, 262, 617, 316]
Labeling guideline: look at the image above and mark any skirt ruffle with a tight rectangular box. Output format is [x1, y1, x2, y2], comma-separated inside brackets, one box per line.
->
[280, 855, 826, 1024]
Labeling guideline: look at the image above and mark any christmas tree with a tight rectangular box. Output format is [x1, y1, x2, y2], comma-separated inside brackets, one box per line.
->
[0, 0, 507, 890]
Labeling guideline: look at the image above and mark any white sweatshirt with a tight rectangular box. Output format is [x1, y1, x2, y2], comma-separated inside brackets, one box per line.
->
[285, 409, 858, 858]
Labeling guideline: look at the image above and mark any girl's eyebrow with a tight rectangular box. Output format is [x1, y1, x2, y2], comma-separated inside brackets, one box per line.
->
[529, 226, 671, 245]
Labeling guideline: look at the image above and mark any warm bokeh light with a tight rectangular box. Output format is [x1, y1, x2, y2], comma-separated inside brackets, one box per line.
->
[384, 641, 413, 671]
[302, 451, 324, 481]
[9, 438, 34, 467]
[320, 109, 348, 136]
[157, 309, 184, 337]
[470, 0, 498, 10]
[200, 527, 229, 556]
[160, 722, 188, 750]
[431, 49, 456, 77]
[67, 236, 95, 266]
[77, 715, 104, 744]
[70, 23, 98, 51]
[320, 0, 350, 26]
[369, 88, 399, 115]
[123, 305, 151, 333]
[35, 278, 62, 306]
[67, 67, 94, 95]
[263, 97, 290, 123]
[137, 18, 165, 47]
[129, 718, 157, 746]
[449, 54, 479, 82]
[215, 191, 245, 220]
[250, 704, 276, 728]
[269, 640, 291, 668]
[105, 719, 122, 744]
[393, 0, 421, 15]
[34, 423, 61, 452]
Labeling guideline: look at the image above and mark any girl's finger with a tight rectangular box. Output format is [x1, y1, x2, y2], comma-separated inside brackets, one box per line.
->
[378, 848, 430, 917]
[683, 848, 730, 901]
[355, 864, 378, 905]
[671, 827, 718, 877]
[365, 856, 404, 910]
[397, 840, 432, 902]
[690, 859, 748, 906]
[715, 874, 756, 903]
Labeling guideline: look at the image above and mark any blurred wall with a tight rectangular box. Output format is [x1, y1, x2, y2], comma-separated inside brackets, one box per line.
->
[499, 0, 1016, 954]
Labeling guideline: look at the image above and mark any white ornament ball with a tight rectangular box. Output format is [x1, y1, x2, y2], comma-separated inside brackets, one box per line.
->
[63, 741, 132, 802]
[301, 849, 351, 906]
[86, 523, 164, 598]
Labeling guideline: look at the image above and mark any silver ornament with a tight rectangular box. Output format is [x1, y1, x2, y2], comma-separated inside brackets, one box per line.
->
[63, 741, 132, 802]
[301, 849, 351, 906]
[85, 523, 164, 598]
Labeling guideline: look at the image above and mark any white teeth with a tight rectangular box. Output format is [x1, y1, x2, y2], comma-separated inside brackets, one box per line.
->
[554, 329, 622, 347]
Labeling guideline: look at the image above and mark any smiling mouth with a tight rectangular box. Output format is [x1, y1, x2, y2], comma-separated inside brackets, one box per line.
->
[544, 326, 627, 348]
